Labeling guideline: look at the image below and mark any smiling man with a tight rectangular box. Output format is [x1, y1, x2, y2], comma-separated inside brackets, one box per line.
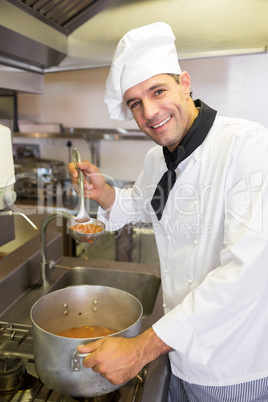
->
[68, 22, 268, 401]
[124, 73, 198, 152]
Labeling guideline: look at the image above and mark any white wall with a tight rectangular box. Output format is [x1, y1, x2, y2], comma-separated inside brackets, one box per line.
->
[182, 53, 268, 126]
[17, 52, 268, 181]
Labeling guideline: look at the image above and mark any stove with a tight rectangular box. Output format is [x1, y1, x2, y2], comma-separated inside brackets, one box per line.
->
[0, 322, 169, 402]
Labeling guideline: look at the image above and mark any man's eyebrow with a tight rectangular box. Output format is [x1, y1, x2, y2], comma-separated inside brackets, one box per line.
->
[126, 83, 165, 106]
[126, 97, 139, 107]
[149, 83, 164, 91]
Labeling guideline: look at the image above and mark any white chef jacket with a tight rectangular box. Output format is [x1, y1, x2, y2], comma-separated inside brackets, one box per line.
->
[98, 115, 268, 386]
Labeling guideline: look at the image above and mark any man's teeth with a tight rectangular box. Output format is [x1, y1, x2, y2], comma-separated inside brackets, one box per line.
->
[152, 116, 171, 129]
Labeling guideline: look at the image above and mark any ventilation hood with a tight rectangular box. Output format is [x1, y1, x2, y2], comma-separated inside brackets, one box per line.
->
[0, 0, 119, 92]
[0, 0, 118, 71]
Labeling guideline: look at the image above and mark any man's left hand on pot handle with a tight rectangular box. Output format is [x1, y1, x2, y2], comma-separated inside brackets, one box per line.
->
[77, 328, 172, 385]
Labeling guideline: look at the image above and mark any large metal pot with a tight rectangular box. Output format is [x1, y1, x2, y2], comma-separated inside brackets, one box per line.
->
[30, 285, 143, 397]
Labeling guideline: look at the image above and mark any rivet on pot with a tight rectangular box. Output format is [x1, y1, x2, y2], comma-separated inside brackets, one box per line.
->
[92, 306, 98, 312]
[63, 303, 68, 308]
[92, 300, 98, 305]
[64, 311, 68, 315]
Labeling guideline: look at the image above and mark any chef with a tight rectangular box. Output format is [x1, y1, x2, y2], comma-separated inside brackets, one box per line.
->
[68, 22, 268, 401]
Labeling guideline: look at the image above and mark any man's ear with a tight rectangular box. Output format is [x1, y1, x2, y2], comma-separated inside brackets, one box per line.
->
[179, 71, 191, 98]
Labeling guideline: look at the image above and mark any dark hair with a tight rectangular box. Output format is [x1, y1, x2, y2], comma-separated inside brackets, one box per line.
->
[166, 73, 180, 84]
[166, 73, 193, 97]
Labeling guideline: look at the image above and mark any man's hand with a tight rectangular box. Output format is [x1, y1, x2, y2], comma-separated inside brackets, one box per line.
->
[68, 160, 115, 212]
[77, 328, 172, 385]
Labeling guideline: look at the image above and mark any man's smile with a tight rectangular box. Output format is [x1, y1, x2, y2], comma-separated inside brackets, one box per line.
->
[151, 115, 171, 129]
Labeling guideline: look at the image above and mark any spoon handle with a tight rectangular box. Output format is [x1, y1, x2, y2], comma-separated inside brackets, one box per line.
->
[72, 147, 86, 212]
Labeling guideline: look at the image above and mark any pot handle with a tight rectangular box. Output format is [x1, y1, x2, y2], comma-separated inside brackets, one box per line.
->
[72, 351, 91, 372]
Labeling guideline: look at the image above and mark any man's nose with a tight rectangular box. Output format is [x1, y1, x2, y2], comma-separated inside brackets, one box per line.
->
[143, 99, 158, 119]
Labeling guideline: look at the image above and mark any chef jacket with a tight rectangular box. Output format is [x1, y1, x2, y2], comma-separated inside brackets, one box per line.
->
[98, 110, 268, 386]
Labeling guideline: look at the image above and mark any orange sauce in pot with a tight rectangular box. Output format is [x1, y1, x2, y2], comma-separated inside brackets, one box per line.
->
[55, 325, 117, 338]
[70, 223, 103, 234]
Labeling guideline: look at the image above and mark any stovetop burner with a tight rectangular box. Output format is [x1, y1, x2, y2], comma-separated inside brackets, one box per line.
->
[0, 355, 39, 402]
[0, 355, 25, 394]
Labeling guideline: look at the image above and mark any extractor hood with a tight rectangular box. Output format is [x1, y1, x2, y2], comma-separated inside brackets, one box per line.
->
[0, 0, 119, 91]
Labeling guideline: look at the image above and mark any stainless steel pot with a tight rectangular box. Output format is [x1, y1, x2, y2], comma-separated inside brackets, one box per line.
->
[30, 285, 143, 397]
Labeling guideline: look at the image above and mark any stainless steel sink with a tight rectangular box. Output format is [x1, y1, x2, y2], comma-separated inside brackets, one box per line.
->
[49, 266, 161, 317]
[0, 254, 161, 325]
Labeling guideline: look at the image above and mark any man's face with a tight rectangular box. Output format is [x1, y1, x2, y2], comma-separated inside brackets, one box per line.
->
[124, 73, 196, 152]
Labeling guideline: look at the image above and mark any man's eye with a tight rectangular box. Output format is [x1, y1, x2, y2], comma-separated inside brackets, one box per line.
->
[155, 89, 165, 96]
[130, 101, 140, 109]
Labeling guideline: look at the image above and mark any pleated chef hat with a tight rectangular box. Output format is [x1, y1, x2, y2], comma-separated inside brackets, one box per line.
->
[104, 22, 182, 121]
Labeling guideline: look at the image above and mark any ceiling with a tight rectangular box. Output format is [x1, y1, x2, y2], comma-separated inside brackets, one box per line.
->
[1, 0, 268, 72]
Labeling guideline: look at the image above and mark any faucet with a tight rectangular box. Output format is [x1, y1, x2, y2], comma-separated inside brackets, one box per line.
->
[0, 210, 38, 230]
[40, 211, 75, 286]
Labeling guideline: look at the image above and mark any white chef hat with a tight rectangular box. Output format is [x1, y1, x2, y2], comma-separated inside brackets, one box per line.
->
[104, 22, 182, 121]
